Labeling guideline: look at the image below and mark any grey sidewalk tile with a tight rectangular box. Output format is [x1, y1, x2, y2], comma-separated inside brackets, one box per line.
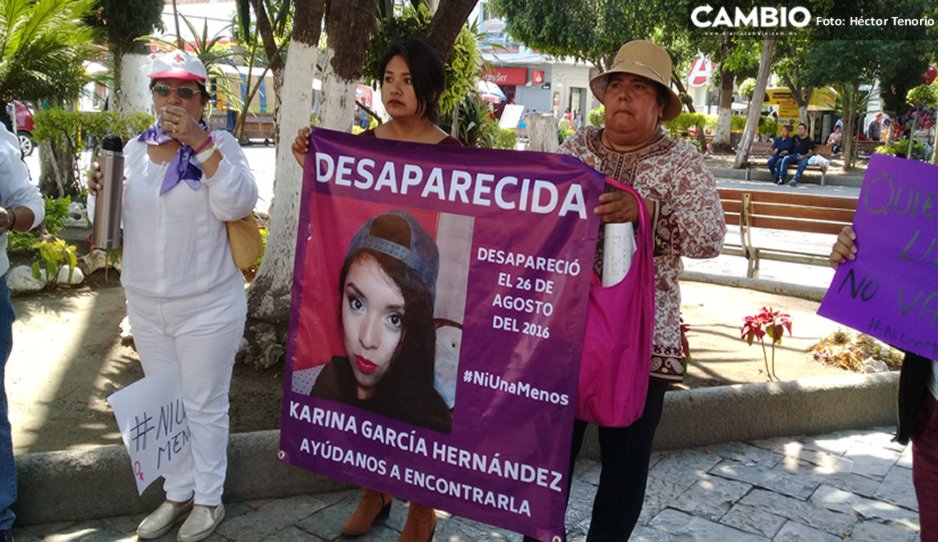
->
[847, 519, 919, 542]
[776, 457, 881, 498]
[739, 488, 856, 537]
[810, 484, 920, 528]
[672, 473, 752, 521]
[703, 441, 784, 468]
[564, 475, 602, 527]
[720, 502, 787, 538]
[800, 430, 869, 455]
[636, 475, 691, 527]
[629, 524, 674, 541]
[435, 515, 508, 541]
[216, 494, 332, 541]
[261, 525, 326, 541]
[777, 446, 854, 474]
[647, 508, 767, 541]
[649, 449, 722, 489]
[772, 520, 842, 541]
[842, 442, 903, 480]
[749, 435, 806, 456]
[874, 465, 918, 511]
[294, 493, 367, 540]
[710, 460, 818, 500]
[852, 428, 907, 453]
[576, 460, 601, 486]
[898, 443, 914, 469]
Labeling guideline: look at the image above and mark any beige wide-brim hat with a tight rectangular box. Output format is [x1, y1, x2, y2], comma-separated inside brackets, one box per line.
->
[589, 40, 683, 121]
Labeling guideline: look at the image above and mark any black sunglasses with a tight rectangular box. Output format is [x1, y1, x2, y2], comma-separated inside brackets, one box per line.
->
[152, 85, 200, 99]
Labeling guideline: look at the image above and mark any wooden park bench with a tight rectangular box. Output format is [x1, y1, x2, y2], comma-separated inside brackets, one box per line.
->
[718, 187, 857, 278]
[855, 139, 880, 157]
[745, 142, 835, 185]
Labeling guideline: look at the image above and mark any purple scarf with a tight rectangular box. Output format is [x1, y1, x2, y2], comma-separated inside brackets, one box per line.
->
[137, 120, 211, 195]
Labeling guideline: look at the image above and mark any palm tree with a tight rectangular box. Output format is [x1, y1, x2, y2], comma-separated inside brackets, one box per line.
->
[0, 0, 96, 117]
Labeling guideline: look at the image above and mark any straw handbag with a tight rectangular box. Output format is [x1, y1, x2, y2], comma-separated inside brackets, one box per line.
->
[225, 214, 263, 270]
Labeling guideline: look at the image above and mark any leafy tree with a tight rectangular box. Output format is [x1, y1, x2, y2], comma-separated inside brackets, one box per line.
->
[487, 0, 665, 70]
[92, 0, 165, 110]
[0, 0, 95, 115]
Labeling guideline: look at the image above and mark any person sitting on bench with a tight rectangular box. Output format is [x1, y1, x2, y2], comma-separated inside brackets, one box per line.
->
[777, 122, 815, 187]
[767, 124, 793, 181]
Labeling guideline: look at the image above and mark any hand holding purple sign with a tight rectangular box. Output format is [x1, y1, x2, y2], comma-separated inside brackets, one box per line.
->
[819, 154, 938, 360]
[282, 127, 605, 541]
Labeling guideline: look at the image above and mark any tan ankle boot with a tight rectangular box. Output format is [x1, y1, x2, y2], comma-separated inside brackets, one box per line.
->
[341, 488, 392, 537]
[397, 503, 436, 542]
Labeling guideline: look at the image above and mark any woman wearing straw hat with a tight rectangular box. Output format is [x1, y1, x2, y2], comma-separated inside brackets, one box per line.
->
[524, 40, 726, 541]
[88, 49, 257, 542]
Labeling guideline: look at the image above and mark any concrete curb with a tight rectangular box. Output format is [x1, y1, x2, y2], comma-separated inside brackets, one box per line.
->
[13, 373, 897, 526]
[680, 271, 828, 301]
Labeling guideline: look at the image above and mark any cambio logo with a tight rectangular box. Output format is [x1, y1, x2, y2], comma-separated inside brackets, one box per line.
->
[691, 5, 812, 28]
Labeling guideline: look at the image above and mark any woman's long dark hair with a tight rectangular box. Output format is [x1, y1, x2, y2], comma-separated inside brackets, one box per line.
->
[338, 217, 438, 403]
[378, 38, 445, 122]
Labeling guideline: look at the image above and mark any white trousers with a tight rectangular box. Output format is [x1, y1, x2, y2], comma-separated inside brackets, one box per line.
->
[126, 277, 246, 506]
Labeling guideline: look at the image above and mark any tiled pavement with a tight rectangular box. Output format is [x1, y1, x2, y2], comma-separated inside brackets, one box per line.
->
[15, 427, 919, 541]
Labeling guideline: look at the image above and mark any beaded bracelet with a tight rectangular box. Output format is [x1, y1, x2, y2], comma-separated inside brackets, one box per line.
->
[194, 134, 214, 154]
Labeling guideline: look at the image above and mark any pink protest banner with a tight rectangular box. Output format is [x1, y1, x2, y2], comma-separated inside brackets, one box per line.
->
[280, 128, 605, 541]
[818, 154, 938, 360]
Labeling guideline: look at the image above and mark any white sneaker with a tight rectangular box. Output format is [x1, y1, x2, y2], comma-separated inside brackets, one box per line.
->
[177, 504, 225, 542]
[137, 499, 193, 539]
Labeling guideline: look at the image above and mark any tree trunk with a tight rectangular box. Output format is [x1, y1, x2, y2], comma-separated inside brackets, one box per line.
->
[111, 49, 123, 112]
[250, 0, 287, 143]
[425, 0, 478, 61]
[932, 125, 938, 164]
[712, 69, 735, 153]
[841, 83, 860, 172]
[118, 52, 152, 115]
[244, 0, 326, 369]
[317, 0, 376, 130]
[172, 0, 183, 49]
[734, 38, 776, 169]
[528, 113, 559, 152]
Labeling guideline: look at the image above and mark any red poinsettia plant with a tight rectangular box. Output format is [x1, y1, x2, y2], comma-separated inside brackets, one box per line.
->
[741, 306, 793, 382]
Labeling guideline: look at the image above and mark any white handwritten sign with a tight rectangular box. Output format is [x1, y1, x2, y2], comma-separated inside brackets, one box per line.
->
[107, 369, 191, 495]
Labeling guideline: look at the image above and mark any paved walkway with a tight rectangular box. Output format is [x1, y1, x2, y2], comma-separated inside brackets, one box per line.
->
[13, 427, 919, 541]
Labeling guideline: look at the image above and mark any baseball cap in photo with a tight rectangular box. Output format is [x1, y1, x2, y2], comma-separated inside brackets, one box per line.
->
[346, 211, 440, 303]
[148, 50, 207, 83]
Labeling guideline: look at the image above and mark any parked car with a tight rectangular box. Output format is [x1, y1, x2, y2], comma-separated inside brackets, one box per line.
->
[6, 100, 35, 156]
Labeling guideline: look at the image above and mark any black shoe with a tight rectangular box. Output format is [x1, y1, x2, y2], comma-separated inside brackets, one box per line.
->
[775, 178, 785, 185]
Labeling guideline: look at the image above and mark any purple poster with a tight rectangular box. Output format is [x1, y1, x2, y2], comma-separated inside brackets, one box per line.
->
[280, 128, 604, 540]
[819, 154, 938, 360]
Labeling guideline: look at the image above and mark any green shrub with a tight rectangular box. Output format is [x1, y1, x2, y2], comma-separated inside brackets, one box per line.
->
[876, 139, 928, 160]
[492, 128, 517, 149]
[43, 196, 72, 236]
[557, 126, 575, 144]
[663, 112, 708, 136]
[758, 117, 779, 139]
[589, 106, 605, 127]
[7, 232, 38, 254]
[33, 110, 154, 198]
[731, 114, 747, 133]
[31, 237, 78, 288]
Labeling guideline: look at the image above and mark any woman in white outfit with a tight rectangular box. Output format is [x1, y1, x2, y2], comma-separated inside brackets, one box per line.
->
[89, 50, 257, 542]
